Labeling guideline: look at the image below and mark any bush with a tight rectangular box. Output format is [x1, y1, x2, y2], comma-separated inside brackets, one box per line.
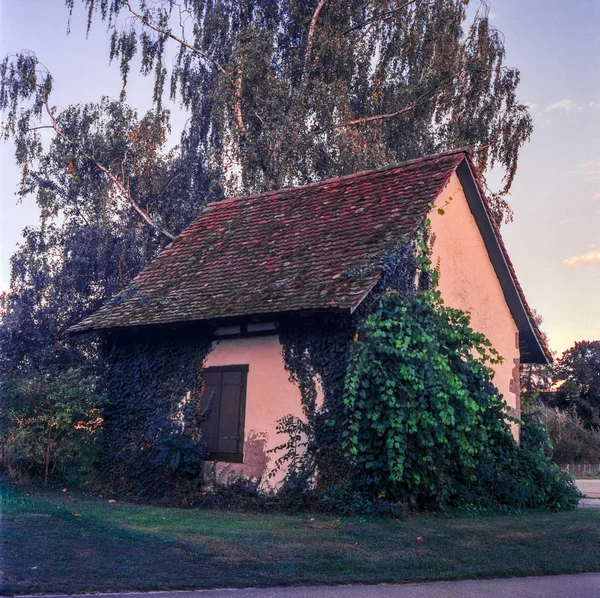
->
[342, 289, 580, 512]
[534, 404, 600, 464]
[466, 412, 580, 511]
[0, 368, 104, 484]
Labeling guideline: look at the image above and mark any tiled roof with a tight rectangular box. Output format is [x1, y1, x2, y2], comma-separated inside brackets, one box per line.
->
[70, 149, 465, 332]
[68, 147, 551, 363]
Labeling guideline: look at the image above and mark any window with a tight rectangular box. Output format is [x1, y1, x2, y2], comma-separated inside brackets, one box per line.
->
[200, 365, 248, 463]
[213, 322, 278, 337]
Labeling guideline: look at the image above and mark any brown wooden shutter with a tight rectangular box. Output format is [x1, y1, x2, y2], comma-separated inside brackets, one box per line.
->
[217, 370, 243, 454]
[200, 370, 222, 454]
[200, 366, 248, 462]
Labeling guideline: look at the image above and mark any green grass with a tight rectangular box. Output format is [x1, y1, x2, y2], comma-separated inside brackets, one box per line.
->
[2, 484, 599, 594]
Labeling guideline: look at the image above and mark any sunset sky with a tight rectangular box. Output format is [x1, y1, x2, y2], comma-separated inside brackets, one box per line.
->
[1, 0, 599, 357]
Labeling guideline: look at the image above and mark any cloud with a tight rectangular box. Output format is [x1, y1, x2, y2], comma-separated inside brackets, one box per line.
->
[525, 102, 538, 110]
[583, 161, 600, 180]
[488, 11, 498, 21]
[546, 99, 581, 112]
[563, 251, 600, 268]
[594, 191, 600, 201]
[559, 218, 577, 225]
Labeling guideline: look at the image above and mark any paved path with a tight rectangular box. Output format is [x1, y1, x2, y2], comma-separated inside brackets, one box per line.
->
[576, 478, 600, 508]
[15, 574, 600, 598]
[579, 497, 600, 508]
[576, 478, 600, 498]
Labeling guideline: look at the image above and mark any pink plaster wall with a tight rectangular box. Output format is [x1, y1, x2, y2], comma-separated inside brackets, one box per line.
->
[204, 172, 522, 483]
[429, 173, 521, 431]
[204, 335, 305, 486]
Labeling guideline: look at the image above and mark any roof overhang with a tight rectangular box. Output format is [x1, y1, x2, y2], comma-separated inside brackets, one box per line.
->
[67, 305, 351, 336]
[455, 159, 551, 365]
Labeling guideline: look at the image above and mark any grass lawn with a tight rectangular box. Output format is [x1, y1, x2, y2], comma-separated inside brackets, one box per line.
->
[1, 484, 599, 595]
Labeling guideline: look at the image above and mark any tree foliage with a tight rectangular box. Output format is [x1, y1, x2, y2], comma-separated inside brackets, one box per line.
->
[68, 0, 531, 222]
[546, 341, 600, 430]
[0, 97, 204, 374]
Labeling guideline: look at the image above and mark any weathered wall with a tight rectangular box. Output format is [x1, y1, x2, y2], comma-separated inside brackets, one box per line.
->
[204, 334, 304, 486]
[429, 173, 521, 433]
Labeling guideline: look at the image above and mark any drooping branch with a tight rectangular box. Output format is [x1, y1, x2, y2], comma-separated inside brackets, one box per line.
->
[124, 0, 252, 140]
[340, 0, 420, 36]
[123, 0, 229, 78]
[43, 100, 176, 240]
[304, 0, 327, 76]
[332, 100, 419, 128]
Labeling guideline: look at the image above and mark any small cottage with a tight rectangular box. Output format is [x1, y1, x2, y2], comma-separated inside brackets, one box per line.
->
[70, 148, 551, 485]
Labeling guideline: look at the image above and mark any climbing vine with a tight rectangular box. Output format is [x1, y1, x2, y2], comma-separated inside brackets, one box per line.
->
[277, 313, 356, 488]
[276, 223, 579, 511]
[344, 287, 509, 507]
[100, 328, 213, 499]
[275, 232, 425, 489]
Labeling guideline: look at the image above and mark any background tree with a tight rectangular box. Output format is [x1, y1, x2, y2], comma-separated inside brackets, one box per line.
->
[0, 94, 204, 480]
[0, 367, 104, 484]
[68, 0, 532, 222]
[0, 92, 200, 375]
[535, 405, 600, 465]
[545, 341, 600, 430]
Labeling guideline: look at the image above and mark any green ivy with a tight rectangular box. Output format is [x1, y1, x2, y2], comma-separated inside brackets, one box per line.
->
[342, 252, 579, 510]
[344, 287, 507, 506]
[99, 328, 213, 498]
[276, 222, 579, 512]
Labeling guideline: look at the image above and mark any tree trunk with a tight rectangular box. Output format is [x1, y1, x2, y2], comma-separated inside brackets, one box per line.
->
[44, 424, 52, 485]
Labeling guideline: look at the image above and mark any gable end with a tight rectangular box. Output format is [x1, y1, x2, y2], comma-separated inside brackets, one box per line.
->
[455, 160, 550, 365]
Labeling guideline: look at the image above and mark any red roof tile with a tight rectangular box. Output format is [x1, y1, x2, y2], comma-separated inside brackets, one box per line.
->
[69, 148, 551, 363]
[70, 149, 464, 332]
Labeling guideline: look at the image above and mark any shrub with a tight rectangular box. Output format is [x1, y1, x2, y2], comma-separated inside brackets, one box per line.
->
[0, 368, 104, 484]
[534, 404, 600, 464]
[343, 289, 580, 511]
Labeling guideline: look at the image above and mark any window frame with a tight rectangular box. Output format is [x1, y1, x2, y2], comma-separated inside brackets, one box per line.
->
[201, 364, 249, 463]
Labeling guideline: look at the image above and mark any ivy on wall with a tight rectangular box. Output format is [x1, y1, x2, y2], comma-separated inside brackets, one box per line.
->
[277, 313, 356, 487]
[276, 233, 424, 489]
[276, 224, 579, 511]
[344, 287, 509, 508]
[100, 328, 213, 498]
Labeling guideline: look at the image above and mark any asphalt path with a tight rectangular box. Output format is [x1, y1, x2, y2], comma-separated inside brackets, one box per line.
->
[576, 478, 600, 498]
[12, 574, 600, 598]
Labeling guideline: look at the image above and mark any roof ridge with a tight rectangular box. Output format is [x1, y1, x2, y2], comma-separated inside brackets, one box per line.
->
[207, 147, 472, 209]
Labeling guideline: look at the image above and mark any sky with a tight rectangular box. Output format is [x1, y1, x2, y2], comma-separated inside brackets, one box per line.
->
[0, 0, 599, 357]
